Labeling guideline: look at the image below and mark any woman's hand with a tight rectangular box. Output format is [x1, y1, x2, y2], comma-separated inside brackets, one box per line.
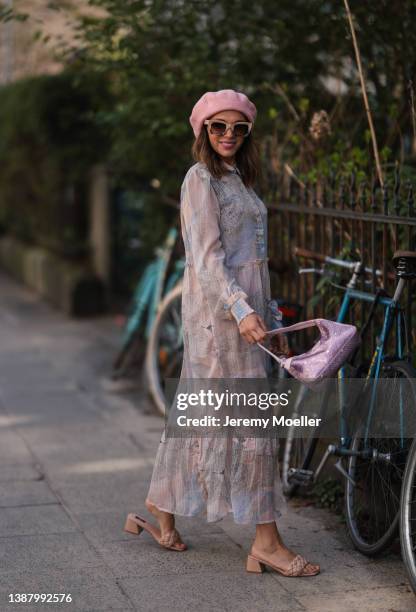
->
[238, 313, 267, 344]
[270, 333, 290, 356]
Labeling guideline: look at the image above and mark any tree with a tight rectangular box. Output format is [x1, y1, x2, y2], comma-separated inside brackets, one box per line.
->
[11, 1, 416, 192]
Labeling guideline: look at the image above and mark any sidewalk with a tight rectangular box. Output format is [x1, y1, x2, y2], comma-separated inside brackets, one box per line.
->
[0, 269, 414, 612]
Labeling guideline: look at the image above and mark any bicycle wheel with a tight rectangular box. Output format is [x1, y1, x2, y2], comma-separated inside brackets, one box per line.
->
[401, 437, 416, 594]
[282, 384, 329, 496]
[345, 360, 416, 556]
[145, 282, 183, 416]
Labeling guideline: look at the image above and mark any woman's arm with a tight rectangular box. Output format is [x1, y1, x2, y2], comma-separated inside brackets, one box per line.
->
[180, 165, 254, 326]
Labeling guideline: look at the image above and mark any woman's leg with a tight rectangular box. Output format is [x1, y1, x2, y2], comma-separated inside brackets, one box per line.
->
[145, 499, 186, 550]
[251, 522, 320, 573]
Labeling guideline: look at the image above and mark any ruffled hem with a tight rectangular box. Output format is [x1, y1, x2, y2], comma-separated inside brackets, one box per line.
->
[146, 434, 287, 524]
[146, 496, 287, 525]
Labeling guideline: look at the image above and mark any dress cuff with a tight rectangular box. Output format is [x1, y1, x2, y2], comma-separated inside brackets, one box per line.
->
[230, 297, 255, 325]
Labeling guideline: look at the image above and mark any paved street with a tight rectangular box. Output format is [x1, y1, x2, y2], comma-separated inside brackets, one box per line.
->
[0, 269, 414, 612]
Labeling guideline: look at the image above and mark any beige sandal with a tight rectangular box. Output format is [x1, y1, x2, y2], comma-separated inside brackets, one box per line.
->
[123, 513, 187, 552]
[246, 552, 320, 577]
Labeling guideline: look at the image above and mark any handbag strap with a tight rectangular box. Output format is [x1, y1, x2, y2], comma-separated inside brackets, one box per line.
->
[256, 340, 288, 365]
[263, 318, 320, 337]
[256, 318, 321, 364]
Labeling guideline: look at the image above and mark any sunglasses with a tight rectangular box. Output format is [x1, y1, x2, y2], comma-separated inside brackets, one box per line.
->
[204, 119, 252, 138]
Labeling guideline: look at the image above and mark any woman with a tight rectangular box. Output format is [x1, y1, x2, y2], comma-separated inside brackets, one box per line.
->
[124, 89, 320, 577]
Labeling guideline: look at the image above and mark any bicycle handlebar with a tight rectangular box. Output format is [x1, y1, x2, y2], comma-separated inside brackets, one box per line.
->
[294, 246, 385, 277]
[298, 267, 382, 287]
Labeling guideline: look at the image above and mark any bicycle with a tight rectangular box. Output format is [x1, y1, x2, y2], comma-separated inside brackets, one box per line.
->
[112, 225, 184, 379]
[282, 247, 416, 556]
[401, 440, 416, 595]
[398, 253, 416, 593]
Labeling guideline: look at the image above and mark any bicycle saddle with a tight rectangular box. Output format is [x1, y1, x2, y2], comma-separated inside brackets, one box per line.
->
[392, 250, 416, 278]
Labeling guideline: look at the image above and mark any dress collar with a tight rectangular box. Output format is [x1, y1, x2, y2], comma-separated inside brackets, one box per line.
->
[222, 160, 241, 176]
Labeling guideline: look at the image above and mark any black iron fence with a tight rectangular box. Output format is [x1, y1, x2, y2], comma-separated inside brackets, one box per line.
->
[266, 168, 416, 358]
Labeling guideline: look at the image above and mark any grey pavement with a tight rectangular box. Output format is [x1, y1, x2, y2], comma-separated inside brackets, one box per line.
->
[0, 269, 414, 612]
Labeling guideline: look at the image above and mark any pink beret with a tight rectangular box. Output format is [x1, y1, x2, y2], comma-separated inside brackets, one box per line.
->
[189, 89, 257, 138]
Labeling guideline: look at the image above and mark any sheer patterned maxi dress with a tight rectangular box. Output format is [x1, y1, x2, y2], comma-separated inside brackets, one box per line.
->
[146, 160, 287, 524]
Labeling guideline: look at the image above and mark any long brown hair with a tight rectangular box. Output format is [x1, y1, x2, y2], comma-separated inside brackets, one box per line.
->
[191, 124, 261, 188]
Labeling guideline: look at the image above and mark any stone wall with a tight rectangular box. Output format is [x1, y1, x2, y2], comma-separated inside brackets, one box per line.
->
[0, 236, 106, 316]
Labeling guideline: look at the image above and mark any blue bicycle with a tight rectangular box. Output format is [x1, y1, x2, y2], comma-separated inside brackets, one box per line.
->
[112, 226, 184, 379]
[282, 247, 416, 556]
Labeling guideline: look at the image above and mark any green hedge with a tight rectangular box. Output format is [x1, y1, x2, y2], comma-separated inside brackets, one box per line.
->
[0, 71, 111, 258]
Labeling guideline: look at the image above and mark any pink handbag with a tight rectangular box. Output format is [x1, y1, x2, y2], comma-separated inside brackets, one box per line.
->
[257, 318, 361, 383]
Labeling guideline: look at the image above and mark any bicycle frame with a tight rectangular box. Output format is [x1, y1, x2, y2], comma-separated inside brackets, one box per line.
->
[332, 278, 407, 450]
[288, 256, 410, 486]
[119, 227, 181, 346]
[145, 227, 179, 338]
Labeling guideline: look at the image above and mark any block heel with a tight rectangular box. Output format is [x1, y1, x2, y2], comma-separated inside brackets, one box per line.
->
[122, 512, 187, 551]
[246, 554, 265, 573]
[124, 514, 144, 535]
